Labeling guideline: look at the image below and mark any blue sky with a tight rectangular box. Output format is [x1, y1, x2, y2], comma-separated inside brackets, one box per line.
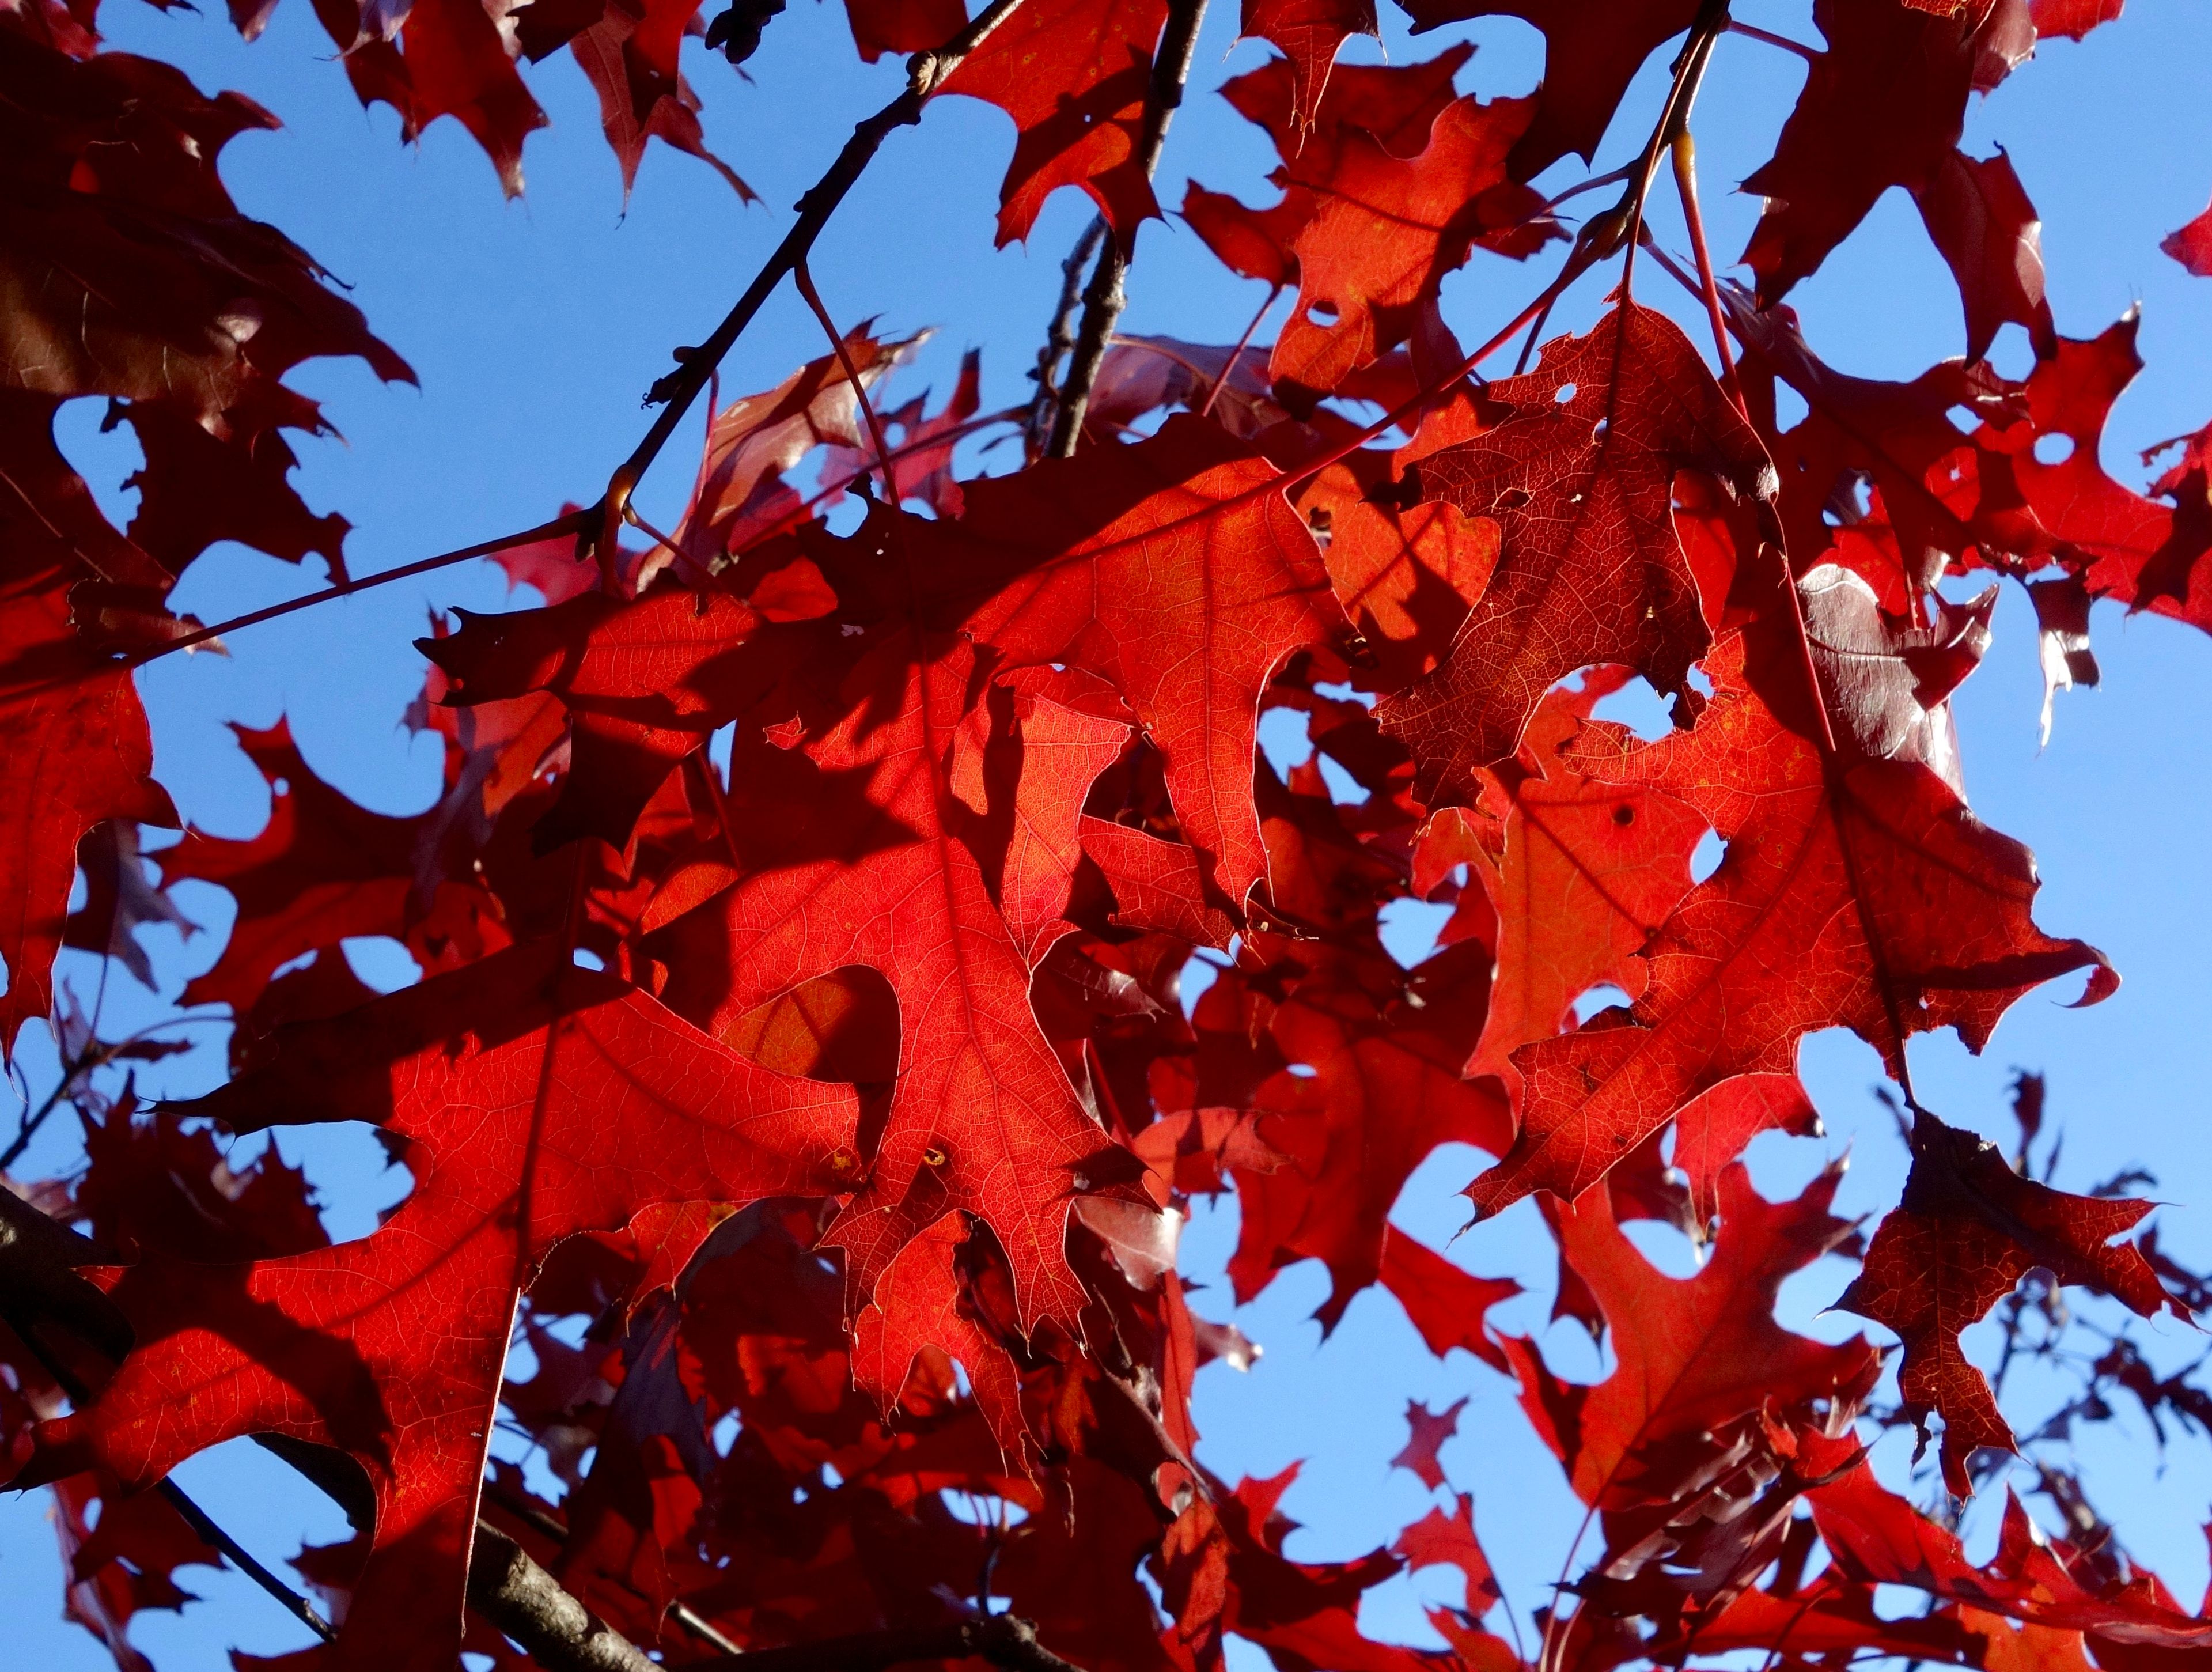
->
[7, 1, 2212, 1665]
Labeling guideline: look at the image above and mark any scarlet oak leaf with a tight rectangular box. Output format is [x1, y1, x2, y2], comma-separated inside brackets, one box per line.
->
[1742, 0, 2023, 304]
[1502, 1163, 1878, 1510]
[1238, 0, 1378, 138]
[1394, 1492, 1497, 1610]
[158, 720, 505, 1013]
[1269, 90, 1552, 402]
[1185, 45, 1475, 293]
[955, 415, 1342, 914]
[652, 632, 1131, 1334]
[568, 0, 753, 201]
[0, 563, 178, 1054]
[25, 945, 861, 1672]
[2030, 0, 2123, 40]
[1470, 626, 2110, 1216]
[1228, 944, 1512, 1328]
[844, 0, 965, 60]
[422, 588, 783, 853]
[940, 0, 1170, 248]
[1392, 0, 1698, 181]
[1835, 1106, 2181, 1495]
[319, 0, 550, 196]
[1914, 149, 2058, 364]
[1378, 304, 1777, 806]
[1460, 671, 1709, 1097]
[1390, 1395, 1467, 1489]
[1378, 1225, 1517, 1371]
[1811, 1468, 2212, 1647]
[2162, 195, 2212, 277]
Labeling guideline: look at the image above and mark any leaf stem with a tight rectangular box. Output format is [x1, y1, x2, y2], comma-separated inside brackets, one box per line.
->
[1669, 128, 1747, 413]
[1199, 283, 1285, 420]
[591, 0, 1035, 576]
[1045, 0, 1212, 457]
[793, 258, 902, 504]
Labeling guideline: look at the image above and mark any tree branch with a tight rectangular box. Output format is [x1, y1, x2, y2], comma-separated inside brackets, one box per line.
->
[691, 1611, 1086, 1672]
[1044, 0, 1211, 458]
[592, 0, 1033, 576]
[468, 1520, 658, 1672]
[1027, 215, 1109, 458]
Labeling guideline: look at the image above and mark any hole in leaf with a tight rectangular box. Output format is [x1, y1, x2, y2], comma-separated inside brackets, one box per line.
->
[1571, 983, 1633, 1024]
[1306, 300, 1340, 327]
[1554, 381, 1577, 403]
[1691, 827, 1724, 883]
[2033, 433, 2075, 466]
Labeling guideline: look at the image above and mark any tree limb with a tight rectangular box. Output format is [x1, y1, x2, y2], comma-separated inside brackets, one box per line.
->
[468, 1520, 659, 1672]
[593, 0, 1034, 576]
[1044, 0, 1211, 458]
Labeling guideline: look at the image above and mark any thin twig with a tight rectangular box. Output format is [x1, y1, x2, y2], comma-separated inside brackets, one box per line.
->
[86, 511, 592, 683]
[1617, 0, 1729, 298]
[0, 1206, 336, 1643]
[592, 0, 1034, 577]
[1046, 0, 1211, 457]
[1730, 18, 1817, 59]
[1028, 215, 1109, 456]
[691, 1612, 1084, 1672]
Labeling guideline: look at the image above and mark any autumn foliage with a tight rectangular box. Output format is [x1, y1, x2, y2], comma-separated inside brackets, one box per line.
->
[5, 0, 2212, 1670]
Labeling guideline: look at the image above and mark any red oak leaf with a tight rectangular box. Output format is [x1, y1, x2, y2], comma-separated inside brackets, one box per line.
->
[1836, 1106, 2182, 1495]
[940, 0, 1170, 248]
[24, 945, 861, 1672]
[821, 347, 992, 518]
[1237, 0, 1378, 140]
[1392, 0, 1698, 180]
[1389, 1395, 1467, 1490]
[1001, 675, 1138, 962]
[1811, 1468, 2212, 1648]
[851, 1212, 1032, 1466]
[422, 588, 789, 853]
[1378, 303, 1777, 806]
[1653, 1570, 1981, 1665]
[1377, 1225, 1518, 1372]
[1471, 619, 2109, 1217]
[62, 821, 197, 993]
[157, 719, 507, 1014]
[1971, 314, 2212, 631]
[1741, 0, 2024, 304]
[676, 326, 921, 569]
[1500, 1163, 1878, 1510]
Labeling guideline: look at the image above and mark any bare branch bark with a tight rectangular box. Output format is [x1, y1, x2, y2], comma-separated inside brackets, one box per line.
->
[468, 1521, 659, 1672]
[1027, 214, 1108, 458]
[1045, 0, 1211, 458]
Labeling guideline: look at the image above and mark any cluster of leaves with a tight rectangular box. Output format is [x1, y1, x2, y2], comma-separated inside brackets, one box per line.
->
[5, 0, 2212, 1670]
